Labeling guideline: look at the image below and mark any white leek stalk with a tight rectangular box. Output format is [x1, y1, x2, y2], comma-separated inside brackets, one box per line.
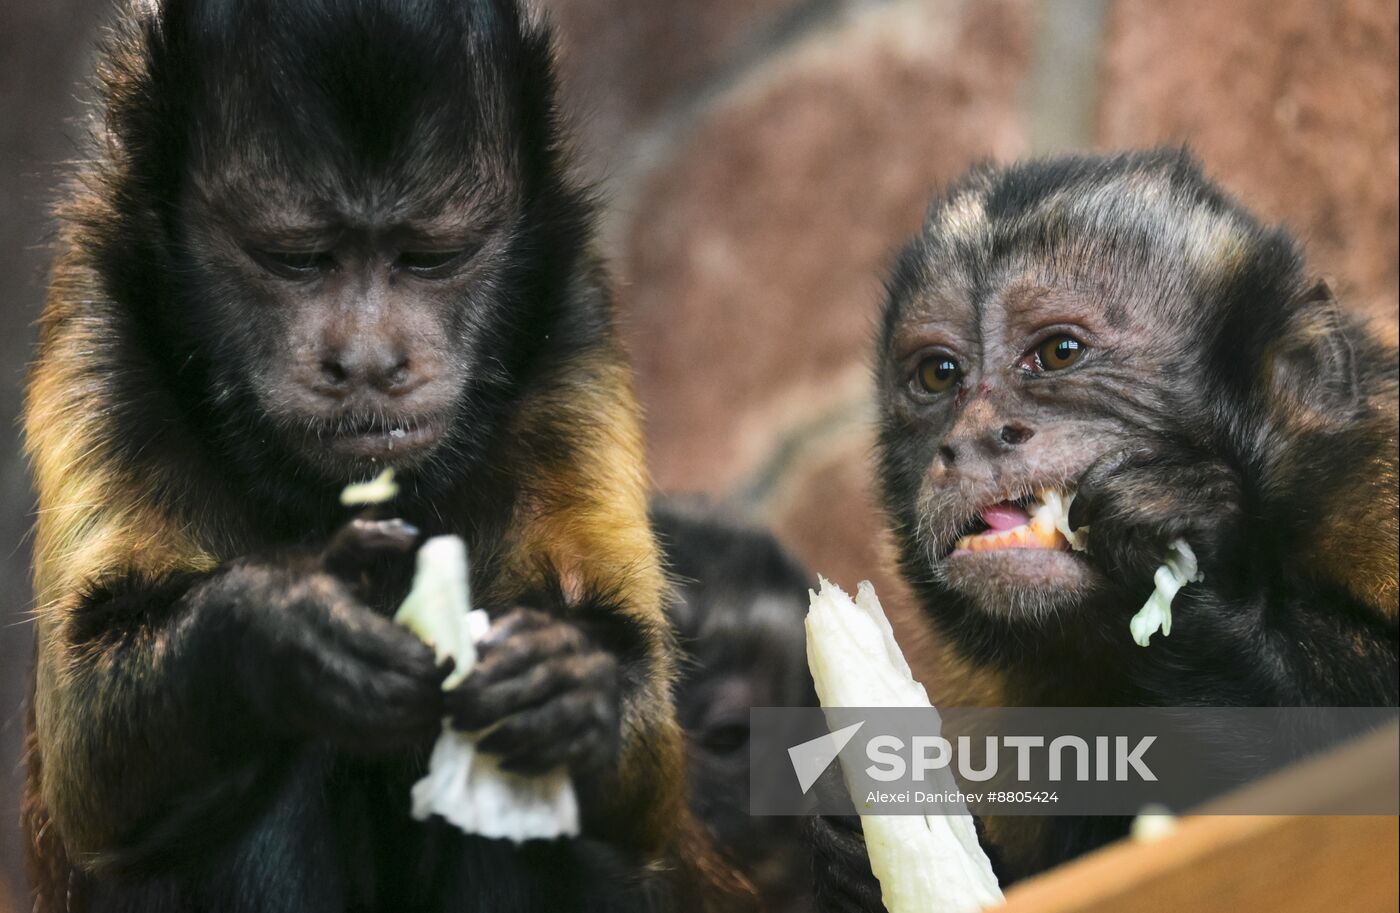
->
[806, 578, 1004, 913]
[1128, 538, 1202, 648]
[394, 536, 580, 842]
[1033, 490, 1202, 648]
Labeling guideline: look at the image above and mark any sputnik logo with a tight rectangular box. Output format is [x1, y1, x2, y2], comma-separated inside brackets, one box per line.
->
[788, 721, 865, 794]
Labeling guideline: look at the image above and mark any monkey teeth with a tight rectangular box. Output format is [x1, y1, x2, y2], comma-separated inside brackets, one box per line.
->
[953, 489, 1084, 555]
[955, 516, 1065, 553]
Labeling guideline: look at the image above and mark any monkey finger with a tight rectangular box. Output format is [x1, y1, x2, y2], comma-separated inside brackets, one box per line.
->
[324, 517, 420, 561]
[474, 607, 562, 653]
[300, 662, 444, 748]
[477, 691, 613, 770]
[470, 623, 590, 687]
[445, 660, 572, 731]
[487, 709, 605, 776]
[313, 600, 444, 682]
[1067, 447, 1141, 530]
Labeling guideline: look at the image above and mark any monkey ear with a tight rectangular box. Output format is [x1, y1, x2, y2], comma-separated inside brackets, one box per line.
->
[1265, 279, 1361, 419]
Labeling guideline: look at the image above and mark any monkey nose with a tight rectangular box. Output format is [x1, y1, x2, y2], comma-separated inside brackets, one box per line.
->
[316, 345, 420, 398]
[999, 423, 1035, 446]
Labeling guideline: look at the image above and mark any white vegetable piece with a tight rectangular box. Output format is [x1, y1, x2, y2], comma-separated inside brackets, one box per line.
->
[806, 577, 1004, 913]
[1032, 488, 1088, 552]
[1032, 490, 1202, 648]
[1128, 538, 1202, 648]
[339, 467, 399, 506]
[1130, 803, 1178, 842]
[394, 535, 580, 842]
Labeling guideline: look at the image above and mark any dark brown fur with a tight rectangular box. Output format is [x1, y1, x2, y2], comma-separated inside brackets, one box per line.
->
[810, 150, 1398, 910]
[22, 1, 742, 910]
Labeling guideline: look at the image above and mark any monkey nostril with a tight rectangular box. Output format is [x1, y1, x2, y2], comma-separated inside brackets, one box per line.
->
[319, 359, 349, 386]
[1000, 423, 1034, 446]
[938, 445, 956, 465]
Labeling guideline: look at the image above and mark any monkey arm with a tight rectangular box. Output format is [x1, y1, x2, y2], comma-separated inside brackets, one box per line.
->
[1286, 417, 1399, 620]
[30, 546, 443, 874]
[1067, 438, 1245, 587]
[32, 569, 277, 872]
[489, 351, 689, 855]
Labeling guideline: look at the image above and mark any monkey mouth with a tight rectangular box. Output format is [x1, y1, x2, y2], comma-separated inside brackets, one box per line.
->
[318, 414, 446, 461]
[949, 489, 1079, 557]
[937, 487, 1095, 616]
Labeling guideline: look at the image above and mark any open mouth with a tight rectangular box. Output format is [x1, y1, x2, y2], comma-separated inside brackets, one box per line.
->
[950, 488, 1084, 556]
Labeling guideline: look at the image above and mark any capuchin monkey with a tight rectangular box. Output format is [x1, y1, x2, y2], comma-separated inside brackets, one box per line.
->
[652, 502, 818, 913]
[809, 149, 1399, 909]
[22, 1, 743, 910]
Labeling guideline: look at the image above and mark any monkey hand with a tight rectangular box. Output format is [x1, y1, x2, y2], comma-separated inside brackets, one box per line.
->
[1068, 440, 1242, 586]
[443, 607, 621, 777]
[806, 814, 885, 913]
[322, 515, 422, 607]
[200, 525, 448, 755]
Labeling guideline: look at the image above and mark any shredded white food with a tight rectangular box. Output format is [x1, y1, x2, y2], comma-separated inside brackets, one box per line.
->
[338, 474, 578, 840]
[1032, 488, 1089, 552]
[1128, 538, 1202, 648]
[394, 536, 580, 842]
[1032, 490, 1201, 648]
[806, 578, 1004, 913]
[339, 468, 400, 506]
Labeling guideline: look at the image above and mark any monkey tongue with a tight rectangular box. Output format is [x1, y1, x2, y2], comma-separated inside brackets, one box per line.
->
[981, 502, 1031, 531]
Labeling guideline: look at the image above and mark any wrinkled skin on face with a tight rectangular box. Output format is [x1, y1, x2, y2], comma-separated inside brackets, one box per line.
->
[841, 150, 1399, 904]
[133, 0, 553, 488]
[874, 150, 1341, 660]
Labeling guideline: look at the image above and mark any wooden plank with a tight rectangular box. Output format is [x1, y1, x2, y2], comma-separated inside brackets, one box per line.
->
[1000, 724, 1400, 913]
[999, 815, 1397, 913]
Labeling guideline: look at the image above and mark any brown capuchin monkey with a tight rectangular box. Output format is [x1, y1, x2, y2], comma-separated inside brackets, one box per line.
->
[652, 501, 819, 913]
[21, 0, 745, 910]
[808, 149, 1398, 911]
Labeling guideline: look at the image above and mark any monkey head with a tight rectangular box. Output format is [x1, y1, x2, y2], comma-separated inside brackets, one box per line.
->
[98, 0, 579, 485]
[652, 503, 817, 910]
[875, 150, 1355, 652]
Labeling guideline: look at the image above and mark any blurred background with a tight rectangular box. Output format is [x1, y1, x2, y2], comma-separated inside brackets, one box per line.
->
[0, 0, 1396, 906]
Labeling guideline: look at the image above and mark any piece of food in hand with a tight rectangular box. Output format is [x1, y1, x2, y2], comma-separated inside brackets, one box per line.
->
[392, 533, 580, 841]
[806, 577, 1004, 913]
[1129, 538, 1202, 647]
[339, 467, 399, 506]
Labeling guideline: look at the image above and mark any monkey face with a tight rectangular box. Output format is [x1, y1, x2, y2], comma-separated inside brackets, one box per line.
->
[875, 153, 1260, 625]
[131, 0, 558, 484]
[177, 166, 520, 479]
[878, 279, 1136, 619]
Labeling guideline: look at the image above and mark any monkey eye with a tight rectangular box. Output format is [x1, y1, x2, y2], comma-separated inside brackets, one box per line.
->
[701, 722, 751, 756]
[1027, 334, 1087, 372]
[250, 249, 333, 279]
[397, 249, 470, 278]
[914, 354, 961, 394]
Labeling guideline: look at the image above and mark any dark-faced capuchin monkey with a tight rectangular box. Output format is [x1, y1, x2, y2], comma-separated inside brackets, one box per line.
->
[809, 149, 1399, 910]
[652, 501, 819, 913]
[21, 1, 744, 910]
